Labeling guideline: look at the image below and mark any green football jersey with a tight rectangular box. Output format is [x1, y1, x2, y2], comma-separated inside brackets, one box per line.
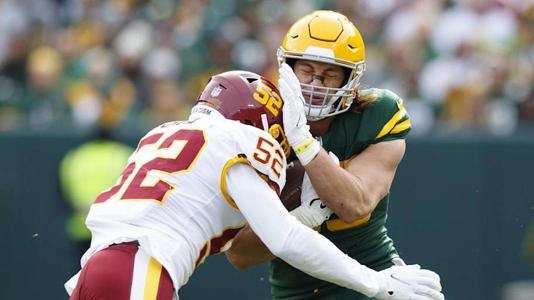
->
[269, 88, 411, 300]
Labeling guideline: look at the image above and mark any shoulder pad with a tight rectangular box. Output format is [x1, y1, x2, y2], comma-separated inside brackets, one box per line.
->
[361, 88, 411, 143]
[224, 125, 287, 195]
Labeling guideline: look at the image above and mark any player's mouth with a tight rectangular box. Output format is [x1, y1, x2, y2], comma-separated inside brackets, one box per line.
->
[303, 92, 328, 106]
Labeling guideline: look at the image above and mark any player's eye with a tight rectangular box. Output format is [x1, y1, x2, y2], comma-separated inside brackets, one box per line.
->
[297, 69, 313, 76]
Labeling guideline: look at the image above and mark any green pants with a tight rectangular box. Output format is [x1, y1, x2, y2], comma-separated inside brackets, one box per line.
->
[270, 259, 395, 300]
[272, 284, 373, 300]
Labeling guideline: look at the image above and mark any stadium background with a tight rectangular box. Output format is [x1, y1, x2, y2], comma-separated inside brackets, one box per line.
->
[1, 0, 533, 299]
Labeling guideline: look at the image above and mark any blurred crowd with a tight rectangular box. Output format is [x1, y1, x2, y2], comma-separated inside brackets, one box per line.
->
[0, 0, 533, 136]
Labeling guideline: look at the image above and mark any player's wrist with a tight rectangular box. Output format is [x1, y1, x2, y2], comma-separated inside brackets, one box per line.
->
[372, 271, 391, 299]
[340, 255, 382, 297]
[291, 135, 320, 166]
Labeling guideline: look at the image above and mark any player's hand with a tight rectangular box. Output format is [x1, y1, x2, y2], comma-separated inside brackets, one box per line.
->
[328, 151, 340, 165]
[278, 63, 320, 166]
[290, 153, 338, 228]
[278, 63, 308, 144]
[290, 182, 332, 228]
[300, 171, 319, 206]
[375, 264, 444, 300]
[290, 173, 333, 228]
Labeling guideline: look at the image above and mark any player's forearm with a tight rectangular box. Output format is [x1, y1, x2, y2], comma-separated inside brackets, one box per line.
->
[305, 149, 375, 221]
[273, 217, 380, 297]
[227, 164, 381, 296]
[226, 225, 275, 270]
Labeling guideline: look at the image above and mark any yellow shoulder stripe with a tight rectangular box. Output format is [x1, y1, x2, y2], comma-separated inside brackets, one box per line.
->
[220, 157, 251, 210]
[390, 118, 411, 134]
[375, 105, 407, 140]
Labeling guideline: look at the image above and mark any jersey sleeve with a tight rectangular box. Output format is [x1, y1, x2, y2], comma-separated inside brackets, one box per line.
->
[225, 163, 381, 297]
[360, 88, 411, 144]
[220, 125, 287, 209]
[239, 127, 287, 192]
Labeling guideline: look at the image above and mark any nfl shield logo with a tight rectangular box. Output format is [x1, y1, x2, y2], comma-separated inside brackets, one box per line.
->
[211, 86, 223, 97]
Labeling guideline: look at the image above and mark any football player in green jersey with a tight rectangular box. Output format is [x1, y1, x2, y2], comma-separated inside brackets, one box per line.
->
[226, 10, 443, 300]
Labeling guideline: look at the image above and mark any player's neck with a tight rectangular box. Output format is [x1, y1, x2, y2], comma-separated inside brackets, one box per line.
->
[309, 116, 334, 137]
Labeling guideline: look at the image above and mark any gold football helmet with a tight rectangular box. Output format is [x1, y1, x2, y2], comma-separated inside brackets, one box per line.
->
[277, 10, 366, 120]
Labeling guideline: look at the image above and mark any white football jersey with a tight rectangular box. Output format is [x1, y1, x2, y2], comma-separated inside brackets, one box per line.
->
[74, 115, 286, 292]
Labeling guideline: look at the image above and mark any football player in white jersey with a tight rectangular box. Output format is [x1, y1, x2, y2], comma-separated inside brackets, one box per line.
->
[65, 70, 443, 300]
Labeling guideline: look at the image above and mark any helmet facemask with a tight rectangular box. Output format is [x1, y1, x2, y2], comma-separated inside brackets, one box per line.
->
[278, 47, 366, 120]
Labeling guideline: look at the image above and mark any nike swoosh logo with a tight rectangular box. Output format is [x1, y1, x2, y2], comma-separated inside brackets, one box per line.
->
[309, 198, 320, 206]
[310, 198, 327, 209]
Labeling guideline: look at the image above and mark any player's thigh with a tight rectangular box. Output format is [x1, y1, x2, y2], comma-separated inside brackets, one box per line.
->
[70, 242, 174, 300]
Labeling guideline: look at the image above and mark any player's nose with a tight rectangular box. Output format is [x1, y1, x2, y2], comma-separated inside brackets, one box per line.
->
[310, 75, 325, 87]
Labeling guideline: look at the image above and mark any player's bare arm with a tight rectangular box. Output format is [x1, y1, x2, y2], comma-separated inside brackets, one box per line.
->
[279, 62, 406, 222]
[227, 155, 334, 270]
[226, 224, 274, 270]
[227, 163, 443, 300]
[227, 125, 406, 270]
[305, 139, 405, 222]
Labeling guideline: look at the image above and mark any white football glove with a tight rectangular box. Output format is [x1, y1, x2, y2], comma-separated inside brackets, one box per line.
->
[375, 264, 444, 300]
[278, 63, 320, 166]
[289, 152, 340, 228]
[290, 171, 333, 228]
[328, 151, 340, 165]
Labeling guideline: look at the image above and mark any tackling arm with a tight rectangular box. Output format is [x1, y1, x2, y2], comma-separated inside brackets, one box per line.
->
[225, 224, 274, 271]
[225, 163, 380, 296]
[305, 139, 405, 222]
[224, 163, 444, 300]
[226, 163, 332, 270]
